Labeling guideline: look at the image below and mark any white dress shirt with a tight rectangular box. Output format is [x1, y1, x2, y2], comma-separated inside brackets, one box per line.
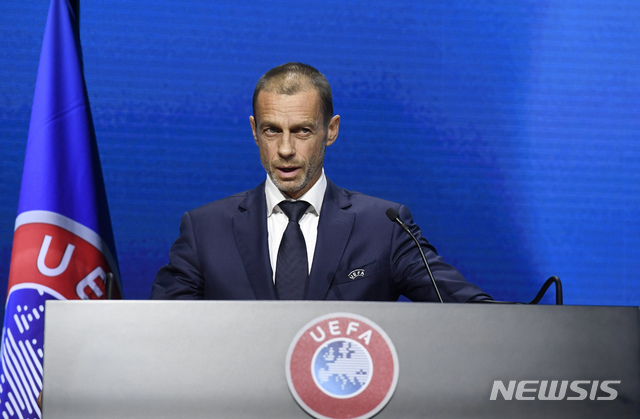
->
[264, 169, 327, 283]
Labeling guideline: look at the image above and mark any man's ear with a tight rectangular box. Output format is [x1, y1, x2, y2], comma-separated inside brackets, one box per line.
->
[326, 115, 340, 146]
[249, 116, 258, 145]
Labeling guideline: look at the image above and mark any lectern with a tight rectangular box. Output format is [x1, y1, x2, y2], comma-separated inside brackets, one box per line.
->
[42, 301, 640, 418]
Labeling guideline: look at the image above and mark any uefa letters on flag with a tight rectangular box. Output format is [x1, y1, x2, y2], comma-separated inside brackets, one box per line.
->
[0, 0, 122, 417]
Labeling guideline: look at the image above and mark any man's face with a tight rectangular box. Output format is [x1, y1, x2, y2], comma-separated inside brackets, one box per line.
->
[250, 89, 339, 200]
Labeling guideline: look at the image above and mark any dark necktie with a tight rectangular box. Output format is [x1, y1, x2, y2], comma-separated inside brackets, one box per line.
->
[275, 200, 311, 300]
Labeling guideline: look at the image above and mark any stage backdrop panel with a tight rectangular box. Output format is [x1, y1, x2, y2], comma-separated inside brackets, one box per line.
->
[1, 1, 639, 317]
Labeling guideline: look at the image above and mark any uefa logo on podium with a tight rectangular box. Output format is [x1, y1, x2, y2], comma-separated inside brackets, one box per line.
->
[286, 313, 399, 419]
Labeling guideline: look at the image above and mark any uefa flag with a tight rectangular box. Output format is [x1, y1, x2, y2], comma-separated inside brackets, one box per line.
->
[0, 0, 122, 417]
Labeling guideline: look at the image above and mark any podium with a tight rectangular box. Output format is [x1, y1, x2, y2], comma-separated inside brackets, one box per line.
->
[42, 301, 640, 418]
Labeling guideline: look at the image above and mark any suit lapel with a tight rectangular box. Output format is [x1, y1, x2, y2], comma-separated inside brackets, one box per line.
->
[306, 179, 354, 299]
[233, 183, 277, 300]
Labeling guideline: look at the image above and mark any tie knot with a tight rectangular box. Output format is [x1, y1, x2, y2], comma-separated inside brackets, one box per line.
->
[279, 201, 310, 223]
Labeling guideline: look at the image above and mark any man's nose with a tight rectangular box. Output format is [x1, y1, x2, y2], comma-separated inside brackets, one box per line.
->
[277, 132, 295, 158]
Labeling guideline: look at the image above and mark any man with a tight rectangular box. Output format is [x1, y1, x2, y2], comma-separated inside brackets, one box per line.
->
[151, 62, 491, 302]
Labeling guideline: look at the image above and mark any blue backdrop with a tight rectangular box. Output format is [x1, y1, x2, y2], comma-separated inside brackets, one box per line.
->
[1, 1, 639, 315]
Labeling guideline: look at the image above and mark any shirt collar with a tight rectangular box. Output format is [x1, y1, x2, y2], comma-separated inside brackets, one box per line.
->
[265, 169, 327, 217]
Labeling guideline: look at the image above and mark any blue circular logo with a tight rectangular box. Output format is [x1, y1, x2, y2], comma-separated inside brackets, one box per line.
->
[312, 337, 373, 399]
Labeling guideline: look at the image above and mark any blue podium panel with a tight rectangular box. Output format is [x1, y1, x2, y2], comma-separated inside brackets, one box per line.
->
[42, 301, 639, 418]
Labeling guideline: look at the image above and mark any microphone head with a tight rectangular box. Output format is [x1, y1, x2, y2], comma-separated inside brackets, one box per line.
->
[385, 207, 399, 222]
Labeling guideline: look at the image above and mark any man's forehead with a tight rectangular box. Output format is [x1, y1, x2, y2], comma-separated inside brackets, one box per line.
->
[254, 89, 322, 122]
[256, 86, 319, 103]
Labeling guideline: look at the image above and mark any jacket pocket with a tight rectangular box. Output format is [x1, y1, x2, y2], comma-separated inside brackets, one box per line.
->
[332, 260, 379, 285]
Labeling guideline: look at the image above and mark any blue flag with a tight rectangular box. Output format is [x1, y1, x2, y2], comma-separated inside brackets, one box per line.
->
[1, 0, 122, 416]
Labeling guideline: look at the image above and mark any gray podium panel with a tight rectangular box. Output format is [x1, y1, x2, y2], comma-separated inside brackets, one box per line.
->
[42, 301, 639, 418]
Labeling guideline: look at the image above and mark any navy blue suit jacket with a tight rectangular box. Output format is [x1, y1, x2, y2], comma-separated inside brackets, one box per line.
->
[151, 179, 491, 302]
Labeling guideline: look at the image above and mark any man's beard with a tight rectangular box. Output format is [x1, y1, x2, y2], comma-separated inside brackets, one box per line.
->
[262, 145, 325, 197]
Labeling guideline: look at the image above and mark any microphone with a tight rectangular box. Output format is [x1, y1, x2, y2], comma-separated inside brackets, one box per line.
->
[386, 208, 444, 303]
[106, 272, 115, 300]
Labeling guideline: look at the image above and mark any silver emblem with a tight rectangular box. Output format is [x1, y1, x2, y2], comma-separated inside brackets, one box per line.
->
[348, 269, 365, 280]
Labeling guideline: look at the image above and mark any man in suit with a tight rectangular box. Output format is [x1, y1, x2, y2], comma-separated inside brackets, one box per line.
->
[151, 62, 492, 302]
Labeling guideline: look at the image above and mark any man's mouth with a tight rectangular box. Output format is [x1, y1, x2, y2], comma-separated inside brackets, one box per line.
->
[276, 166, 301, 178]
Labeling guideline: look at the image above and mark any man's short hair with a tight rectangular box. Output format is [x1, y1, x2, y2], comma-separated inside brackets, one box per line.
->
[252, 62, 334, 127]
